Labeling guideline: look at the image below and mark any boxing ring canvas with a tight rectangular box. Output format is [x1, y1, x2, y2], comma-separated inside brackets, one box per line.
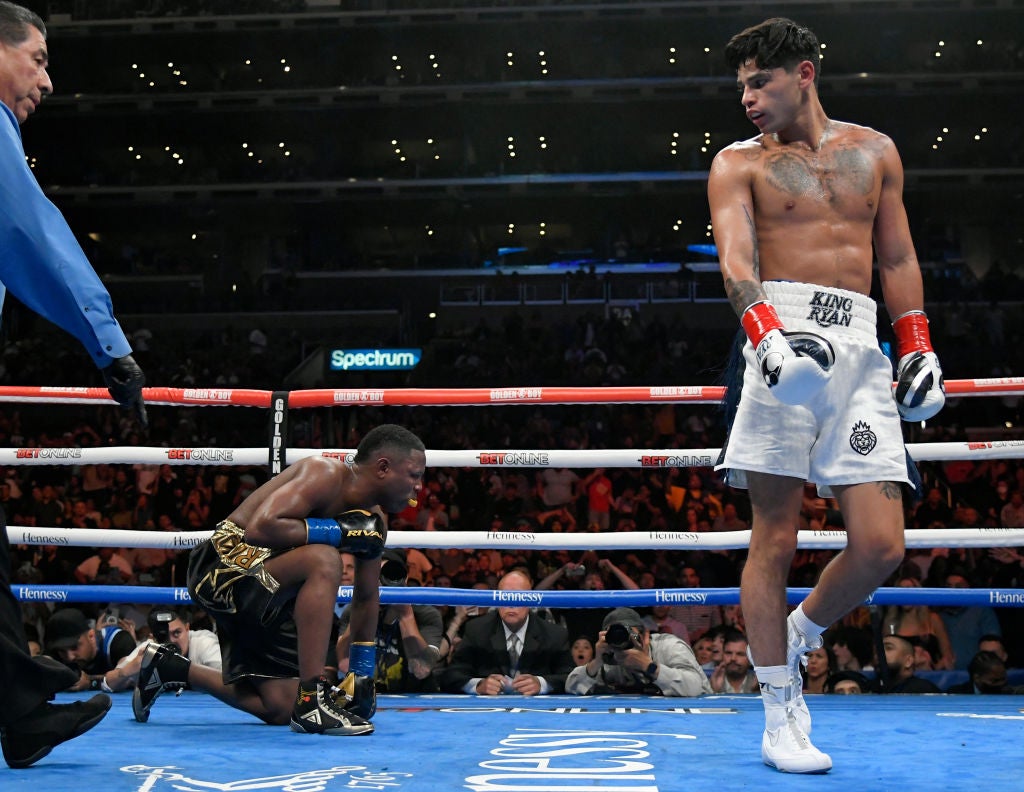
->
[5, 692, 1022, 791]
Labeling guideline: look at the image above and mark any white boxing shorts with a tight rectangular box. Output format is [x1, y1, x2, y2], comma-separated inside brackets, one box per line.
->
[716, 280, 911, 492]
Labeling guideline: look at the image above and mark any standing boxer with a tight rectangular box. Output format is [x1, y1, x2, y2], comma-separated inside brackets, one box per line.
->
[0, 0, 146, 769]
[133, 424, 425, 736]
[708, 18, 943, 773]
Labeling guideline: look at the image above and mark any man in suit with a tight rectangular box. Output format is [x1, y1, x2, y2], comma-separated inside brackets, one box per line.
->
[441, 569, 573, 695]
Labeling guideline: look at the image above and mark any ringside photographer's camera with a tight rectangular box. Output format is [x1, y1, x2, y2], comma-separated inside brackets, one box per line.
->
[600, 607, 647, 663]
[602, 622, 643, 662]
[379, 548, 409, 588]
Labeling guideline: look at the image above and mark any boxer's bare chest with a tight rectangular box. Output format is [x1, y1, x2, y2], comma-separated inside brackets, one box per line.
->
[751, 136, 883, 225]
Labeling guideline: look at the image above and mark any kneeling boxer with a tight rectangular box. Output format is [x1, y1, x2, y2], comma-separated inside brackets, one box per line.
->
[132, 424, 425, 736]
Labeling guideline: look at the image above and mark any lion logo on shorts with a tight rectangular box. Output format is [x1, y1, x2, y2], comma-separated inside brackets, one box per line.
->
[849, 421, 877, 456]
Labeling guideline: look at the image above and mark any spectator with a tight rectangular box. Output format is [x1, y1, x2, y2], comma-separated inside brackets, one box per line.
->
[801, 645, 837, 694]
[692, 634, 716, 672]
[337, 549, 442, 693]
[823, 670, 870, 694]
[644, 604, 690, 642]
[881, 576, 955, 669]
[710, 628, 758, 693]
[580, 468, 613, 532]
[939, 570, 1002, 670]
[911, 486, 953, 531]
[566, 607, 711, 697]
[537, 505, 577, 533]
[872, 634, 942, 694]
[403, 546, 433, 586]
[712, 502, 748, 532]
[437, 599, 486, 666]
[440, 569, 573, 696]
[1000, 488, 1024, 527]
[536, 468, 580, 511]
[416, 493, 450, 532]
[978, 634, 1010, 664]
[44, 608, 137, 693]
[721, 603, 747, 634]
[825, 625, 873, 673]
[946, 651, 1011, 694]
[669, 565, 721, 641]
[571, 636, 595, 667]
[73, 546, 133, 585]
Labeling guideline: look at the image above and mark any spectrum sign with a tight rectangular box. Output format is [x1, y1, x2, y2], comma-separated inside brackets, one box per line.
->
[329, 348, 422, 371]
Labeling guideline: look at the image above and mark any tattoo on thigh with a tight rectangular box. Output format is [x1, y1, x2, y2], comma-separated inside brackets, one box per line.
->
[878, 481, 902, 501]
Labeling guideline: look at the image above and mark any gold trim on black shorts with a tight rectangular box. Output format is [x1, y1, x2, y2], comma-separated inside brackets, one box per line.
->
[208, 519, 280, 594]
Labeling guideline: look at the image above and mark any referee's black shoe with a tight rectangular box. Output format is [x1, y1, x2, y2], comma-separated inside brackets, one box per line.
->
[2, 694, 112, 769]
[132, 642, 190, 723]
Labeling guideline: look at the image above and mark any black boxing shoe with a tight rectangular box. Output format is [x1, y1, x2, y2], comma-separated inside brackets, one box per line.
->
[291, 677, 374, 736]
[1, 694, 112, 769]
[132, 642, 190, 723]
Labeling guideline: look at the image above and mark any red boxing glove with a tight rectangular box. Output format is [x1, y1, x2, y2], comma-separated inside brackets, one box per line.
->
[892, 310, 944, 421]
[741, 301, 834, 406]
[892, 310, 935, 358]
[741, 300, 785, 346]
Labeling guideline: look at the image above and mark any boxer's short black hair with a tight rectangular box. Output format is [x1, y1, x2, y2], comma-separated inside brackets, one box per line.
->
[725, 17, 821, 86]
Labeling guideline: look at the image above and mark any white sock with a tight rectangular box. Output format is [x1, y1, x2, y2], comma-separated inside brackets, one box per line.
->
[754, 664, 789, 688]
[755, 665, 791, 727]
[790, 603, 826, 640]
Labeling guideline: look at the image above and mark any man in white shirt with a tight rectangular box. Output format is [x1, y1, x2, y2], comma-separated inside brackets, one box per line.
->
[147, 608, 221, 670]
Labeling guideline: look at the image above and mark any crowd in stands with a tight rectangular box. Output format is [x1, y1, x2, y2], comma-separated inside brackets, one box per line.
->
[5, 370, 1024, 695]
[1, 249, 1022, 698]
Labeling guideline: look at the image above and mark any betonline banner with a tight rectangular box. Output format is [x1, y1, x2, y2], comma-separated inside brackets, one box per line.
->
[330, 348, 422, 371]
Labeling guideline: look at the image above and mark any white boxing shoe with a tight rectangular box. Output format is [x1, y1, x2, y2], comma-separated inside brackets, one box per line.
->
[748, 642, 813, 735]
[762, 710, 832, 774]
[786, 612, 822, 734]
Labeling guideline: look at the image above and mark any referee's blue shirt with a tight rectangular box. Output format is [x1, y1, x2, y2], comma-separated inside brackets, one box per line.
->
[0, 102, 131, 368]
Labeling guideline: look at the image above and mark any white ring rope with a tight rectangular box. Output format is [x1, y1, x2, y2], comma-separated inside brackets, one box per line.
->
[1, 440, 1022, 467]
[8, 526, 1024, 552]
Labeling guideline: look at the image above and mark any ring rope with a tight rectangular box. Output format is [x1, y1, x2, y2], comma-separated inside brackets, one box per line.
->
[0, 376, 1021, 408]
[8, 526, 1024, 551]
[12, 583, 1024, 609]
[1, 441, 1022, 467]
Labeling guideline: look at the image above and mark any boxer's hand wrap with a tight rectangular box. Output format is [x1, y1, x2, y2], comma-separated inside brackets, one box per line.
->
[742, 301, 835, 406]
[339, 642, 377, 719]
[892, 310, 945, 421]
[304, 509, 384, 558]
[102, 354, 148, 428]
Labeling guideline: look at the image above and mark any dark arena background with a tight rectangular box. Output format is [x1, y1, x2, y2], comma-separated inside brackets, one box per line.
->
[4, 1, 1024, 790]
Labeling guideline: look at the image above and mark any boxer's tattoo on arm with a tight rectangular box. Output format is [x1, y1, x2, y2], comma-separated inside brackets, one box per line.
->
[878, 481, 902, 501]
[744, 204, 760, 279]
[725, 277, 766, 317]
[723, 205, 765, 317]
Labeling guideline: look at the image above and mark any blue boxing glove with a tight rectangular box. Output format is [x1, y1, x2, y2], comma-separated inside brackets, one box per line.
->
[304, 509, 385, 559]
[337, 641, 376, 719]
[337, 670, 376, 720]
[892, 310, 945, 421]
[742, 301, 835, 406]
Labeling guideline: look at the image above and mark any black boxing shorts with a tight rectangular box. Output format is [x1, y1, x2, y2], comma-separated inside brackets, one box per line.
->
[187, 520, 300, 683]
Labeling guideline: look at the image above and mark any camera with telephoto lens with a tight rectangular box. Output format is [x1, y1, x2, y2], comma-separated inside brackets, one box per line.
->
[602, 622, 643, 663]
[379, 551, 409, 588]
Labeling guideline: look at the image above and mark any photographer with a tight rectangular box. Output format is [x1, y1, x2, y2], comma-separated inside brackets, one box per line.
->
[336, 548, 443, 692]
[566, 607, 712, 697]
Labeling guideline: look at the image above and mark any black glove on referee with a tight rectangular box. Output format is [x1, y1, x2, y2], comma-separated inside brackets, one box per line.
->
[101, 353, 148, 429]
